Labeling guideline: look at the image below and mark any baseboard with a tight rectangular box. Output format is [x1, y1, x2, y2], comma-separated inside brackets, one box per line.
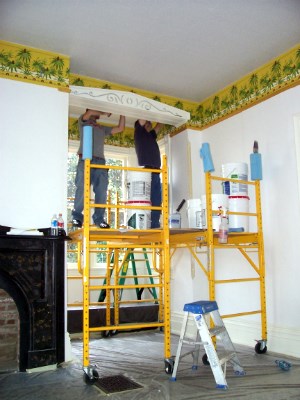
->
[171, 311, 300, 358]
[67, 303, 159, 333]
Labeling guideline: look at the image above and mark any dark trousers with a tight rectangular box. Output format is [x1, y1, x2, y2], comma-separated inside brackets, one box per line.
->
[150, 172, 162, 228]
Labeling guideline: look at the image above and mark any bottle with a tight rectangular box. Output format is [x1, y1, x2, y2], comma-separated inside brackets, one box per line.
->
[58, 213, 64, 236]
[51, 214, 58, 236]
[218, 208, 228, 244]
[275, 359, 291, 371]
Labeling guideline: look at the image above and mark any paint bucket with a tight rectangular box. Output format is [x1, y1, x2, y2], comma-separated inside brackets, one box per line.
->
[201, 194, 228, 231]
[228, 195, 250, 231]
[126, 170, 151, 201]
[187, 199, 202, 229]
[126, 200, 151, 229]
[222, 162, 248, 195]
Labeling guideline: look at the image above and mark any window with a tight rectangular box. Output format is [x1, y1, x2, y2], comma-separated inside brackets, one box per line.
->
[67, 141, 129, 264]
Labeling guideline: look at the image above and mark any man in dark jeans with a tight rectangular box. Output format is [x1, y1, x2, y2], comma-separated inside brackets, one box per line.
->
[134, 120, 163, 228]
[72, 109, 125, 228]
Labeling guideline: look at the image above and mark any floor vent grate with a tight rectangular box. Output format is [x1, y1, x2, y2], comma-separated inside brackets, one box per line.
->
[94, 374, 143, 394]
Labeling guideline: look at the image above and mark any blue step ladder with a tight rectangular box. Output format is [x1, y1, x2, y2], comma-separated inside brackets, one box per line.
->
[170, 300, 245, 389]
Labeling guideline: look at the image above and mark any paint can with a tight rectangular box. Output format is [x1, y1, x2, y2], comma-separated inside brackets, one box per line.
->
[126, 200, 151, 229]
[228, 195, 249, 231]
[222, 162, 248, 195]
[126, 170, 151, 201]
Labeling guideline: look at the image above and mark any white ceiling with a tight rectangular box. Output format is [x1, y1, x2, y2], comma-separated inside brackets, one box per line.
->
[1, 0, 300, 102]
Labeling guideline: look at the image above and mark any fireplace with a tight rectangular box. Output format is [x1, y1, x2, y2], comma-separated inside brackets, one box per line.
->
[0, 233, 66, 371]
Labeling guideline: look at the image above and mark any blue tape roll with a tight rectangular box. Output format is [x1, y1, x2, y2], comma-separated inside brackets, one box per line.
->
[250, 153, 262, 180]
[82, 125, 93, 160]
[200, 143, 215, 172]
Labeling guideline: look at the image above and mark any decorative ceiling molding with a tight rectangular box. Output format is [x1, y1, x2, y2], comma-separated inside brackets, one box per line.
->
[69, 85, 190, 128]
[0, 40, 69, 88]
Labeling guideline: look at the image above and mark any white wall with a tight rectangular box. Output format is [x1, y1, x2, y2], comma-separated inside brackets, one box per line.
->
[169, 86, 300, 357]
[0, 78, 69, 229]
[0, 77, 72, 361]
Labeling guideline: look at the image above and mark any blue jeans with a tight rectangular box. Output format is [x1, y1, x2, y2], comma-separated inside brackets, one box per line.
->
[72, 158, 108, 224]
[151, 172, 162, 228]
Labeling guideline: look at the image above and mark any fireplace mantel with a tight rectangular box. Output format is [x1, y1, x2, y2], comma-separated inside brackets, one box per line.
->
[0, 234, 66, 371]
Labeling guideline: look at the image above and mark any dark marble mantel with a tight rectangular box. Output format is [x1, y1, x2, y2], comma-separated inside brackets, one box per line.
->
[0, 234, 66, 371]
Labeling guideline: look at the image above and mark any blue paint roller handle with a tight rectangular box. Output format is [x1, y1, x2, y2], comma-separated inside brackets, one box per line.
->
[250, 153, 262, 180]
[82, 125, 93, 160]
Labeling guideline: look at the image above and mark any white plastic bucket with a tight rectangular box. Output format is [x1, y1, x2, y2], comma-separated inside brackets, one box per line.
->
[222, 162, 248, 195]
[228, 195, 249, 231]
[126, 200, 151, 229]
[201, 194, 228, 231]
[187, 199, 202, 229]
[126, 170, 151, 201]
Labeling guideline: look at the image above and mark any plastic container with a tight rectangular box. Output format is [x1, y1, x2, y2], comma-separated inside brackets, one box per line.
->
[58, 213, 65, 236]
[126, 200, 151, 229]
[228, 195, 250, 231]
[51, 214, 58, 236]
[169, 212, 181, 228]
[275, 359, 291, 371]
[126, 170, 151, 201]
[222, 162, 248, 195]
[218, 216, 228, 244]
[201, 194, 228, 231]
[187, 199, 202, 229]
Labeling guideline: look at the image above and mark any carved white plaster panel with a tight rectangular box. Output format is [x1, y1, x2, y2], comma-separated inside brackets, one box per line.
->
[69, 86, 190, 127]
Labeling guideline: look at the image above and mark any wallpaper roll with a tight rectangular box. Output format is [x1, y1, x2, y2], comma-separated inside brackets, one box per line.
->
[200, 142, 215, 172]
[82, 125, 93, 160]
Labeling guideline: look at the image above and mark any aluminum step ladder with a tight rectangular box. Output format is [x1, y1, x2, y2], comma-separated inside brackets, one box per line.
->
[170, 300, 245, 389]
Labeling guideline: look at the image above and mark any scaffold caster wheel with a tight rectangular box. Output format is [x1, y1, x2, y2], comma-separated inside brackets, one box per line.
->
[255, 340, 267, 354]
[110, 330, 118, 336]
[164, 357, 175, 374]
[101, 330, 111, 338]
[202, 354, 210, 365]
[83, 368, 99, 385]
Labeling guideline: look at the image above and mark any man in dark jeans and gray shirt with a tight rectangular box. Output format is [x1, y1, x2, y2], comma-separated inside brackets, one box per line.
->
[72, 109, 125, 229]
[134, 120, 163, 228]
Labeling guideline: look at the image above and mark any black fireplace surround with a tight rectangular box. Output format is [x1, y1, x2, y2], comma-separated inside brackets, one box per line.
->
[0, 232, 66, 371]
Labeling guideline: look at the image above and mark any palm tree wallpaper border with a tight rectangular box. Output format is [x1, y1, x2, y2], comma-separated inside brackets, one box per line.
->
[1, 40, 299, 145]
[185, 43, 300, 132]
[0, 40, 69, 88]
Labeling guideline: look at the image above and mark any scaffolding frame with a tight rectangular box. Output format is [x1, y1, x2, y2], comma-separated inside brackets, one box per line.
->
[68, 156, 172, 381]
[170, 172, 267, 353]
[68, 159, 267, 382]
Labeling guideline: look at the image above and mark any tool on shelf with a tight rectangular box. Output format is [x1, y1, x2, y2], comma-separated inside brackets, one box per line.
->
[169, 199, 186, 228]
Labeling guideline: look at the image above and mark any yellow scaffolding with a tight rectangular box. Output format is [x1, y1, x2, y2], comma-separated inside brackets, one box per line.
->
[68, 159, 267, 382]
[68, 156, 171, 382]
[169, 172, 267, 356]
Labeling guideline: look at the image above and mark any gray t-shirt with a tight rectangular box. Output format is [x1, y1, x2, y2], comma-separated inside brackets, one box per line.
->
[77, 115, 113, 159]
